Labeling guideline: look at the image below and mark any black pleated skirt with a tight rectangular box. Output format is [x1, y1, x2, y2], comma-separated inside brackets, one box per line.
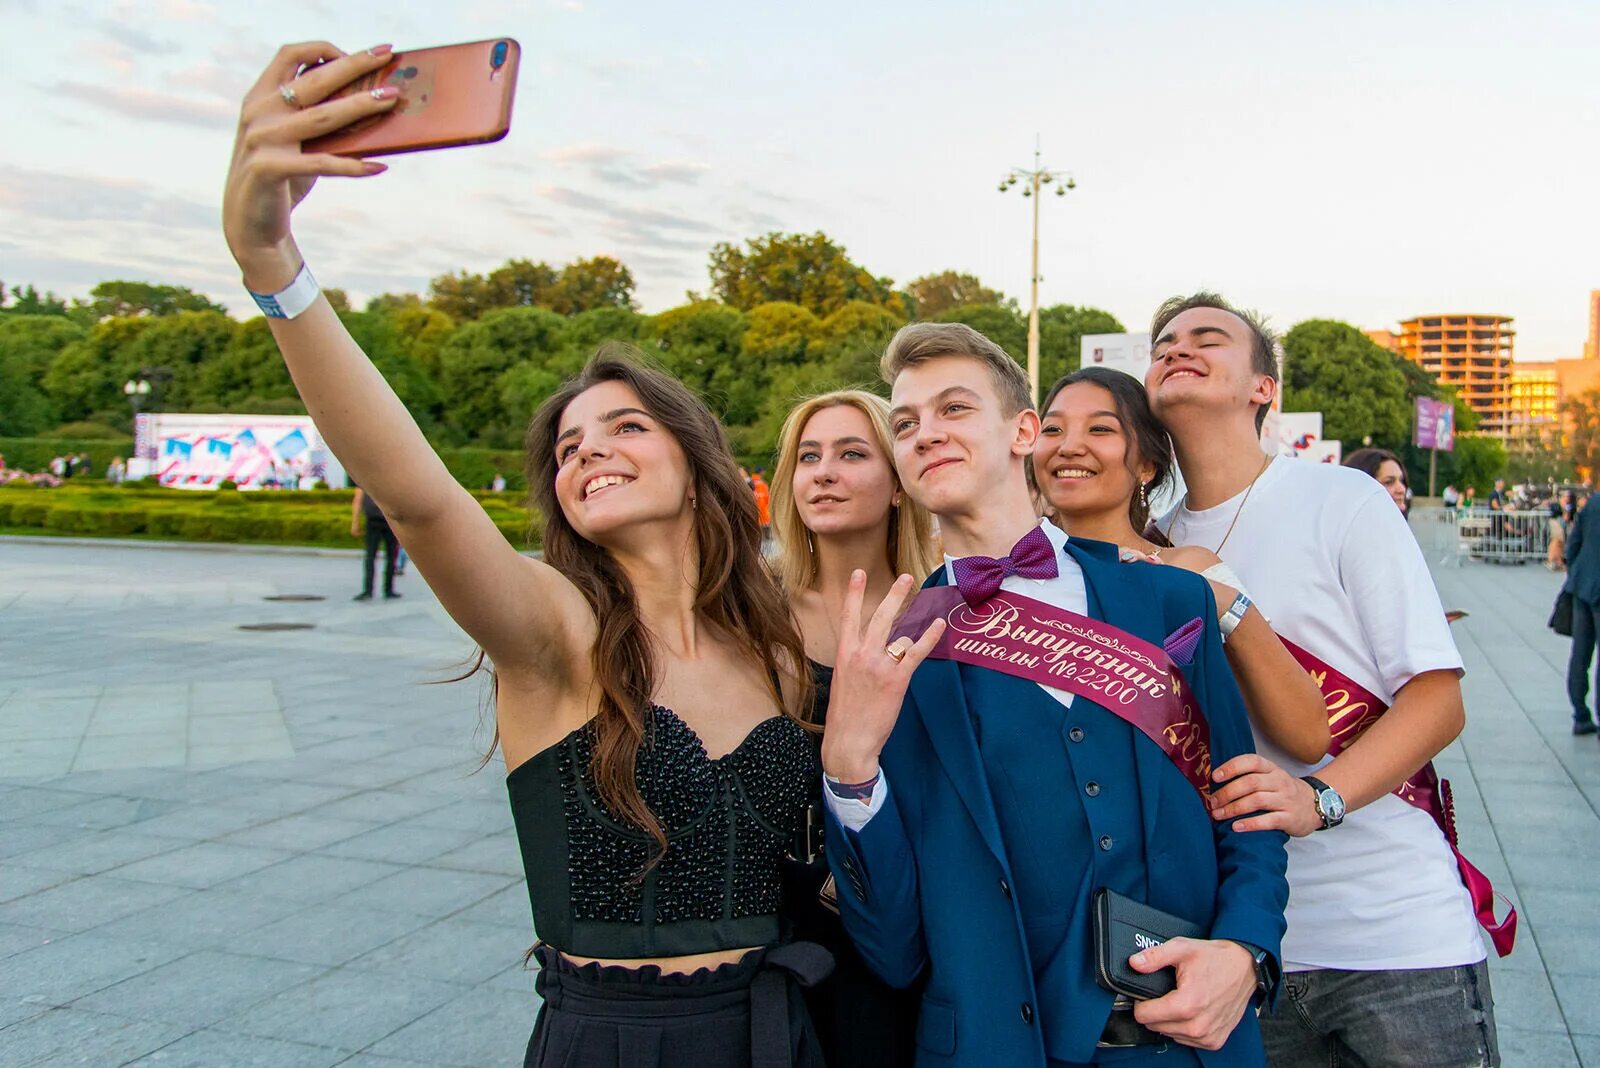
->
[525, 943, 832, 1068]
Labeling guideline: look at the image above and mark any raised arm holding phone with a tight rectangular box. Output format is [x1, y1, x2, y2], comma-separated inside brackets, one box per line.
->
[224, 42, 837, 1068]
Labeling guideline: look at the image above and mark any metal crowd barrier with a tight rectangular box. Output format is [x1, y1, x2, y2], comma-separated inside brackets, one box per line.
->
[1411, 506, 1556, 567]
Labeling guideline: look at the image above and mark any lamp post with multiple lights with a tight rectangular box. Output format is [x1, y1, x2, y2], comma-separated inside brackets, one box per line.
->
[123, 378, 151, 435]
[999, 142, 1076, 403]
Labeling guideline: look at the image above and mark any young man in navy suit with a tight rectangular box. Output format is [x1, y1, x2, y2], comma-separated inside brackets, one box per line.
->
[820, 322, 1288, 1067]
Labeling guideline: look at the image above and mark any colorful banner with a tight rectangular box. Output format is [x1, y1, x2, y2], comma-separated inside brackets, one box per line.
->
[140, 413, 345, 490]
[1415, 397, 1456, 451]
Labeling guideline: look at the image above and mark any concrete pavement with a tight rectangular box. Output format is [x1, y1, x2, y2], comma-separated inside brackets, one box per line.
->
[1, 531, 1597, 1065]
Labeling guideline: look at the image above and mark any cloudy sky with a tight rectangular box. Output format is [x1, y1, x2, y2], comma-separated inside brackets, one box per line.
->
[4, 0, 1597, 357]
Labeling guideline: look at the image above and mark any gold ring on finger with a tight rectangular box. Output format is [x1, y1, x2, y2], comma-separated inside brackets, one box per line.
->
[279, 83, 301, 109]
[884, 640, 910, 663]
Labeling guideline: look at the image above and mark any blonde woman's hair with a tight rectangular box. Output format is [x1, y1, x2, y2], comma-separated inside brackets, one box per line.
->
[771, 390, 939, 592]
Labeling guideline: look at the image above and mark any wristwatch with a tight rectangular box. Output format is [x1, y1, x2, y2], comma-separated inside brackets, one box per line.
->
[1226, 940, 1279, 1011]
[1302, 775, 1346, 830]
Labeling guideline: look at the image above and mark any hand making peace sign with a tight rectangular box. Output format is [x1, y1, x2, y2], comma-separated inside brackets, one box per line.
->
[819, 571, 946, 784]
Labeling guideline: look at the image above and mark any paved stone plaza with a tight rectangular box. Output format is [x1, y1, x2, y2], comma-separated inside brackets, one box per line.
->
[1, 531, 1598, 1065]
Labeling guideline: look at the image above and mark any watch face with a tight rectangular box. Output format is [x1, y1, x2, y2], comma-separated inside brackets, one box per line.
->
[1322, 789, 1346, 823]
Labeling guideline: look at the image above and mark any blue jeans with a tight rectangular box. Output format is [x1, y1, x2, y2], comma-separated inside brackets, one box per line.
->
[1261, 963, 1498, 1067]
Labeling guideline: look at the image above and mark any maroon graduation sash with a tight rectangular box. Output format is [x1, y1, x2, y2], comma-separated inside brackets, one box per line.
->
[1281, 639, 1517, 957]
[889, 587, 1214, 795]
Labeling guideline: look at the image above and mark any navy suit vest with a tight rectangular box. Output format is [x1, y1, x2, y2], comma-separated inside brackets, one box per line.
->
[961, 658, 1150, 1062]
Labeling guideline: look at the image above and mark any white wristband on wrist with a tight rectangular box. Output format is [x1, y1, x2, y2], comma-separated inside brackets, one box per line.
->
[1219, 591, 1252, 642]
[246, 262, 321, 320]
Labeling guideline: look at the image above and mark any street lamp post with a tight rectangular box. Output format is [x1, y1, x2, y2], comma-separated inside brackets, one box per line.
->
[123, 378, 150, 433]
[999, 139, 1075, 404]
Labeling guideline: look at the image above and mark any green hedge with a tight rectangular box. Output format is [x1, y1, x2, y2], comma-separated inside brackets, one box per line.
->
[0, 435, 527, 492]
[0, 437, 133, 473]
[0, 483, 537, 549]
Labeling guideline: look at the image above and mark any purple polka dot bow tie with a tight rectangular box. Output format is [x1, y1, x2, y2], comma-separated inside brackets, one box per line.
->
[950, 526, 1060, 606]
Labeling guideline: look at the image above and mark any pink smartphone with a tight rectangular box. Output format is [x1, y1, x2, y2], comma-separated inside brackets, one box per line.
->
[305, 38, 521, 158]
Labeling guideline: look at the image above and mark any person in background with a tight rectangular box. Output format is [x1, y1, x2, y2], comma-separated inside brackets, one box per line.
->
[1547, 491, 1577, 572]
[1342, 447, 1409, 516]
[769, 389, 939, 1068]
[106, 457, 126, 485]
[1442, 484, 1459, 511]
[1462, 485, 1477, 512]
[491, 469, 508, 492]
[350, 483, 401, 601]
[751, 466, 773, 542]
[1564, 491, 1600, 736]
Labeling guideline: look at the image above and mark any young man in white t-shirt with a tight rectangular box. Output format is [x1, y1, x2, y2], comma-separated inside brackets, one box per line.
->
[1143, 293, 1499, 1067]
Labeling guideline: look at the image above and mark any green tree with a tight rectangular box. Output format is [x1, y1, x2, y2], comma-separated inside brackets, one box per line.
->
[1563, 389, 1600, 481]
[1443, 435, 1508, 491]
[933, 304, 1028, 366]
[380, 303, 457, 377]
[437, 306, 568, 446]
[0, 315, 83, 435]
[549, 256, 637, 315]
[707, 232, 904, 317]
[643, 302, 748, 401]
[0, 283, 70, 317]
[122, 311, 236, 413]
[814, 300, 904, 388]
[906, 271, 1006, 318]
[74, 281, 225, 320]
[194, 318, 295, 411]
[564, 306, 644, 353]
[42, 317, 156, 423]
[429, 259, 558, 321]
[1037, 305, 1125, 390]
[1281, 320, 1411, 449]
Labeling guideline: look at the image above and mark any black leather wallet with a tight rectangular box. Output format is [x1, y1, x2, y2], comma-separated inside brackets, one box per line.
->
[1093, 888, 1206, 1001]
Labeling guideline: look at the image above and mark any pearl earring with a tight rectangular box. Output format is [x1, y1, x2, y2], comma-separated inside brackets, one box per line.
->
[1138, 482, 1148, 510]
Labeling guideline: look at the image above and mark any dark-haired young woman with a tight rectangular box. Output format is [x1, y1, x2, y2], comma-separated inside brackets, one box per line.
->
[223, 44, 827, 1067]
[1344, 446, 1410, 516]
[1031, 367, 1330, 764]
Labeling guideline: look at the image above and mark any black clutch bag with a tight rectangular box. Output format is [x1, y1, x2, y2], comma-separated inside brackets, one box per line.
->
[1551, 590, 1574, 637]
[1093, 888, 1206, 1001]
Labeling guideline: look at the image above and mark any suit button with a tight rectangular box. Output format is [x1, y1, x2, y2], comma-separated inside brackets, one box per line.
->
[1020, 1002, 1034, 1024]
[999, 878, 1011, 898]
[1069, 727, 1085, 743]
[1085, 782, 1101, 797]
[1099, 835, 1113, 851]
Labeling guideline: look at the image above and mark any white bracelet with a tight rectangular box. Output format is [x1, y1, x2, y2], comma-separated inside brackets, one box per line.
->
[246, 262, 321, 320]
[1219, 591, 1252, 642]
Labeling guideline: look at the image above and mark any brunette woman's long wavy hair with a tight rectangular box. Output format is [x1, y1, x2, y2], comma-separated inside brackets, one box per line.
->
[521, 345, 813, 856]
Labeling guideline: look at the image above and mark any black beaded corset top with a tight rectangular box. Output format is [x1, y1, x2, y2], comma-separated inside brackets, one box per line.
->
[506, 705, 817, 959]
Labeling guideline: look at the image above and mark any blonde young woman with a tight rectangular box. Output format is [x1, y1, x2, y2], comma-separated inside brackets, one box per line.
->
[770, 390, 938, 1068]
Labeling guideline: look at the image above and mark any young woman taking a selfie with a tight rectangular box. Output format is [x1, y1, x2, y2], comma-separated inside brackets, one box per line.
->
[224, 42, 832, 1067]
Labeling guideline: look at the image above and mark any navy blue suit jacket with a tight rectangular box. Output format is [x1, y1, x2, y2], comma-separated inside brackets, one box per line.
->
[1567, 499, 1600, 605]
[826, 536, 1288, 1067]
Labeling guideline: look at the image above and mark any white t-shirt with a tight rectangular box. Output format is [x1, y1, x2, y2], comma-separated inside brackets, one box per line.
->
[1163, 456, 1483, 971]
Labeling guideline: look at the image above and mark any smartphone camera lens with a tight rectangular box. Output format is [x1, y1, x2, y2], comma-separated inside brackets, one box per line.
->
[492, 41, 508, 69]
